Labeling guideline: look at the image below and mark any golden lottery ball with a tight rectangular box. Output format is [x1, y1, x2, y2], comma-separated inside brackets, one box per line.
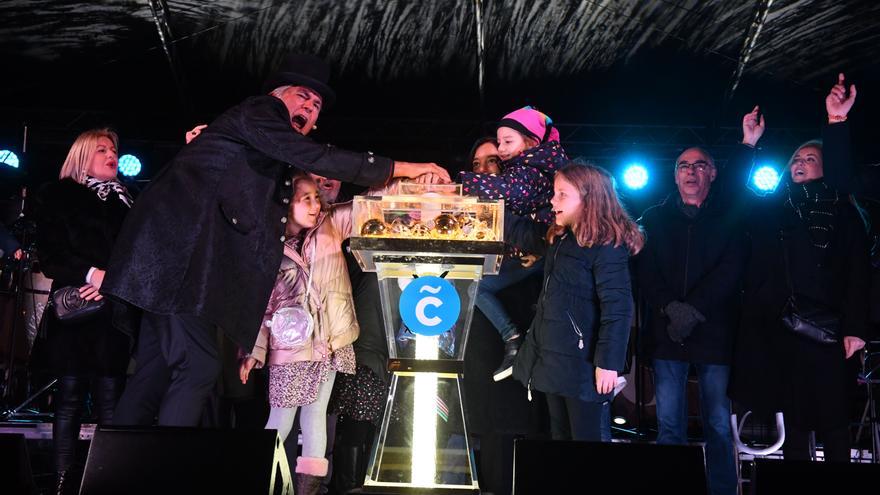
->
[360, 218, 388, 236]
[434, 213, 460, 236]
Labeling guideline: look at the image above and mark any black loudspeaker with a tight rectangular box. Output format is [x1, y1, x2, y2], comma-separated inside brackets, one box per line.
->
[0, 433, 37, 495]
[513, 439, 707, 495]
[80, 426, 292, 495]
[752, 458, 880, 493]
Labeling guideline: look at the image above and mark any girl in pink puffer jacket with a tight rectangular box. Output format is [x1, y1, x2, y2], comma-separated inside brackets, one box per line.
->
[239, 173, 358, 490]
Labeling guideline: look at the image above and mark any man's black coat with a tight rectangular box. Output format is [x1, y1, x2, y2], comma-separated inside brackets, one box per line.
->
[103, 95, 393, 351]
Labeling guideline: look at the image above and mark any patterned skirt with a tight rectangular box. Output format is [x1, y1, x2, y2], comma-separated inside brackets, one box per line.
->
[268, 344, 355, 408]
[329, 363, 388, 424]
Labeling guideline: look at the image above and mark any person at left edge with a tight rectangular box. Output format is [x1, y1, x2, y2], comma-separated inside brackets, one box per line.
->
[33, 128, 134, 493]
[105, 54, 449, 427]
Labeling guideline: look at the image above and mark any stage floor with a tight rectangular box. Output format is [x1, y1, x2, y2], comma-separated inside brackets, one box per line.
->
[3, 420, 875, 495]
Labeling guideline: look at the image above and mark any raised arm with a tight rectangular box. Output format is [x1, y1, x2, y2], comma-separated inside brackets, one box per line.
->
[713, 107, 761, 211]
[821, 73, 873, 196]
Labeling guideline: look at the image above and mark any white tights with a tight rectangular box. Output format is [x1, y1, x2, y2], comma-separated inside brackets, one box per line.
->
[264, 370, 336, 458]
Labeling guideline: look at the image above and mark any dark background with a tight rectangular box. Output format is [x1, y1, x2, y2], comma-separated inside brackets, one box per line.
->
[2, 0, 879, 215]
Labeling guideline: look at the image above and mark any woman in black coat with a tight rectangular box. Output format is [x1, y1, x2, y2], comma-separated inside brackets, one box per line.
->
[728, 85, 869, 462]
[34, 128, 134, 490]
[507, 162, 643, 441]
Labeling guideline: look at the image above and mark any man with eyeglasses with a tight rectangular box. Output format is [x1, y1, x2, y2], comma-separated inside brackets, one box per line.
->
[636, 146, 750, 495]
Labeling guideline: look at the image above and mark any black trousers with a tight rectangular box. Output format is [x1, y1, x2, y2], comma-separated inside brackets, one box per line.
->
[54, 375, 124, 473]
[113, 312, 220, 427]
[545, 393, 607, 442]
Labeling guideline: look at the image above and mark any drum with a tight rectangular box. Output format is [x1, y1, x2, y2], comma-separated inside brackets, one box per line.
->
[0, 262, 51, 364]
[20, 269, 52, 351]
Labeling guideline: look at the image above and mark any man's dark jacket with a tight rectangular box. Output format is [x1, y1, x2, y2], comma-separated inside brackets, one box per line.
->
[637, 190, 748, 365]
[103, 95, 393, 351]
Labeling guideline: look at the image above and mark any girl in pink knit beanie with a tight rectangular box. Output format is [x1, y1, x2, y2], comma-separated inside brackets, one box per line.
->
[460, 106, 568, 381]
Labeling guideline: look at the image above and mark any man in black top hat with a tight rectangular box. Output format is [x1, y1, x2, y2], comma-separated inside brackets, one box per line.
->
[105, 54, 448, 427]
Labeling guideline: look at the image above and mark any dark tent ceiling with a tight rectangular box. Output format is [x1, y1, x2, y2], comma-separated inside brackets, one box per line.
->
[2, 0, 879, 188]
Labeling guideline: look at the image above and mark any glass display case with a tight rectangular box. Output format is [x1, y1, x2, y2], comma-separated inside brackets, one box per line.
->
[351, 184, 504, 276]
[349, 184, 504, 494]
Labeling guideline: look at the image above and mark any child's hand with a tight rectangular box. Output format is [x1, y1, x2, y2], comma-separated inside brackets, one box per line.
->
[239, 356, 258, 384]
[595, 367, 618, 395]
[520, 254, 540, 268]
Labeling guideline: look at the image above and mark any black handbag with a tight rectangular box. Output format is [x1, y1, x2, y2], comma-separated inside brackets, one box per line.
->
[50, 285, 105, 322]
[779, 232, 839, 345]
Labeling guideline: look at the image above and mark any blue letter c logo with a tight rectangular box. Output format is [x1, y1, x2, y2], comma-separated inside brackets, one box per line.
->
[399, 276, 460, 336]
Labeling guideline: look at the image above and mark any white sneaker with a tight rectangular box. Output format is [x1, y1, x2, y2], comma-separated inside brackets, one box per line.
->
[493, 364, 514, 382]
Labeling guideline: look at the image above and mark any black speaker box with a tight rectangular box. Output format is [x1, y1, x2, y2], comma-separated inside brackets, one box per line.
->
[0, 433, 37, 495]
[752, 458, 880, 493]
[513, 439, 707, 494]
[80, 426, 291, 494]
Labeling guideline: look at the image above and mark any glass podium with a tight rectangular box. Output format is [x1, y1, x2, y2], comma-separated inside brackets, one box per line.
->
[349, 183, 504, 494]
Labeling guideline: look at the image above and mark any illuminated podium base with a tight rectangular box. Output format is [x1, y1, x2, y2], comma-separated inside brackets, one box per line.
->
[350, 189, 504, 495]
[363, 359, 478, 494]
[353, 253, 494, 495]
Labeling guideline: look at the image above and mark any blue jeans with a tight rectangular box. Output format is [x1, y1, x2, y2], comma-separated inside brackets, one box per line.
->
[476, 256, 544, 341]
[653, 359, 737, 495]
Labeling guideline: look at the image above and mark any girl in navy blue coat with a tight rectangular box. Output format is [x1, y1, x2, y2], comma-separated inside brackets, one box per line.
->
[508, 162, 644, 441]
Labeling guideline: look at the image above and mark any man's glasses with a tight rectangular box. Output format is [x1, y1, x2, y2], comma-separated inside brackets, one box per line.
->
[677, 160, 712, 173]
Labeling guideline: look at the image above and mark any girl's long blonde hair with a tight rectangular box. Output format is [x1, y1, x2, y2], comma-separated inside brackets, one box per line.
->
[58, 128, 119, 184]
[547, 161, 645, 254]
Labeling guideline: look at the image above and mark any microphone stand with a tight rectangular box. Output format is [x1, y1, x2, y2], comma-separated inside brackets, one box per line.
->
[1, 188, 54, 421]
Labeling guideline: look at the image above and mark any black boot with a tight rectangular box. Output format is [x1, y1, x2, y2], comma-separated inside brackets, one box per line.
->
[54, 376, 86, 494]
[331, 445, 363, 494]
[296, 473, 325, 495]
[493, 336, 521, 382]
[92, 375, 125, 424]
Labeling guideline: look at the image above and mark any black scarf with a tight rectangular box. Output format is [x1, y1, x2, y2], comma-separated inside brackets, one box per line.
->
[675, 195, 706, 219]
[785, 179, 838, 249]
[84, 176, 133, 208]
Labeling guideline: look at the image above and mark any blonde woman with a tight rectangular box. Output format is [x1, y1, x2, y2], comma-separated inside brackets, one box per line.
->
[34, 128, 134, 492]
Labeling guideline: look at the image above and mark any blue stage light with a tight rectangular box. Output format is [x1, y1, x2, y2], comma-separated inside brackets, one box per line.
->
[0, 150, 20, 168]
[622, 163, 649, 190]
[118, 154, 142, 177]
[751, 165, 780, 194]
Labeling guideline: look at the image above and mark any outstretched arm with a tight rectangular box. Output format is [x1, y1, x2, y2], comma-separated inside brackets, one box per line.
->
[243, 96, 450, 186]
[461, 166, 550, 215]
